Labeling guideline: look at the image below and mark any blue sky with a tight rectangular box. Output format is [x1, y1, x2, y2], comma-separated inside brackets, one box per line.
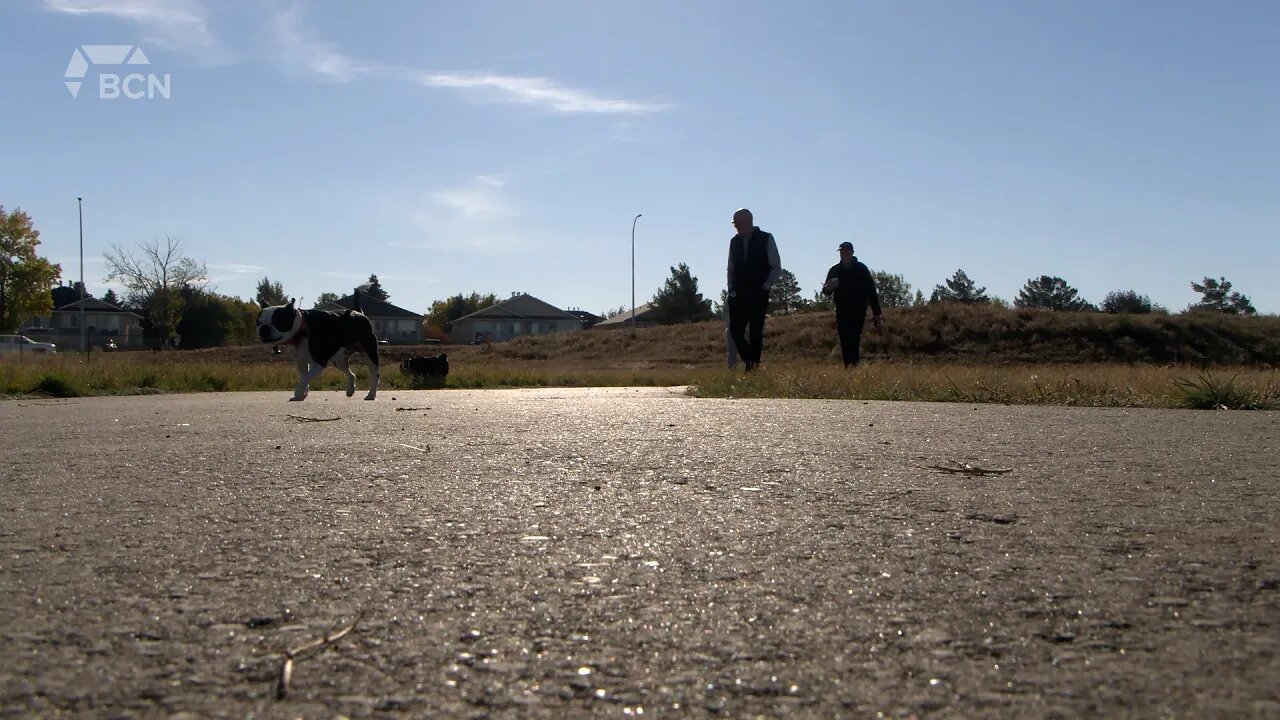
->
[2, 0, 1277, 317]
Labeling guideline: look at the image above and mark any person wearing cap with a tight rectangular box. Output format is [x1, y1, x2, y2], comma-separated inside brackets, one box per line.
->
[821, 242, 883, 367]
[726, 208, 781, 371]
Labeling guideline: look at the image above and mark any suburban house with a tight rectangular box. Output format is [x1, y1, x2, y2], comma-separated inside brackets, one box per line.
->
[593, 303, 659, 330]
[24, 283, 145, 349]
[449, 293, 583, 344]
[319, 293, 423, 344]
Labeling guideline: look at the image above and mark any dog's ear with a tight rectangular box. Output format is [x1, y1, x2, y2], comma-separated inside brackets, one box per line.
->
[286, 297, 296, 309]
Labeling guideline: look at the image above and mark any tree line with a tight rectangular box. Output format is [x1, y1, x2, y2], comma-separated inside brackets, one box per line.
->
[0, 205, 1262, 346]
[638, 265, 1258, 325]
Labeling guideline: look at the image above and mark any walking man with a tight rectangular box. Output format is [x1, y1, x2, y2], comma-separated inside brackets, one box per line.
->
[821, 241, 883, 367]
[726, 208, 781, 371]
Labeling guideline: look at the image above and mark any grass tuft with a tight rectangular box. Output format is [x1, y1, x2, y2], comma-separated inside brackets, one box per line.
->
[1173, 372, 1273, 410]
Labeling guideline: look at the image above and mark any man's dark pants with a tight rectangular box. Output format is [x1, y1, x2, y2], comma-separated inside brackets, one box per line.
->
[836, 306, 867, 367]
[728, 289, 768, 369]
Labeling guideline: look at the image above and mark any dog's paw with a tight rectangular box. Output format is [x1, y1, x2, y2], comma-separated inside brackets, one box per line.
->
[289, 395, 307, 402]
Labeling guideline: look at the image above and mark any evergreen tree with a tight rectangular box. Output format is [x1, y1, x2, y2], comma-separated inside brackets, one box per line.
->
[1014, 275, 1093, 311]
[359, 274, 390, 302]
[767, 269, 807, 315]
[254, 276, 287, 307]
[1189, 276, 1256, 315]
[929, 269, 989, 304]
[650, 263, 714, 324]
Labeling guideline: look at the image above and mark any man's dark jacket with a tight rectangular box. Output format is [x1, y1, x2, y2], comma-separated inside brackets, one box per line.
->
[728, 228, 776, 293]
[823, 258, 882, 316]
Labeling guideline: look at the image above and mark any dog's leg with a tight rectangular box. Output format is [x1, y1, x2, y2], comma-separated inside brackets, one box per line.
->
[291, 345, 324, 401]
[334, 353, 357, 397]
[360, 353, 380, 400]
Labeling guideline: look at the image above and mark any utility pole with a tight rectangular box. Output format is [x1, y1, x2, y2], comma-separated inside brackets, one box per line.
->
[78, 197, 86, 356]
[631, 213, 642, 329]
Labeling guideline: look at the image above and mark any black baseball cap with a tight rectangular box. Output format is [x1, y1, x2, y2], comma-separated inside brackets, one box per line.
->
[838, 242, 853, 251]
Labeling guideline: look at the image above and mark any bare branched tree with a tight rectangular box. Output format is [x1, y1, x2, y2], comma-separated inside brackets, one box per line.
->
[103, 235, 208, 345]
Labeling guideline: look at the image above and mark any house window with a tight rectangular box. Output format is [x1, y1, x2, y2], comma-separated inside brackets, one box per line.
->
[531, 322, 541, 334]
[510, 323, 519, 335]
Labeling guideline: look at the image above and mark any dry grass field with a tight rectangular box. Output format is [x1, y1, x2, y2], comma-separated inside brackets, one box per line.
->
[2, 305, 1277, 408]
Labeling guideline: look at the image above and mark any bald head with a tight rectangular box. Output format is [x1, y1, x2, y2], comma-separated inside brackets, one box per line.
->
[731, 208, 754, 235]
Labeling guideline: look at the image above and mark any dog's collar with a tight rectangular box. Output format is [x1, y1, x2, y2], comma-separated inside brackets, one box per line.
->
[282, 309, 307, 345]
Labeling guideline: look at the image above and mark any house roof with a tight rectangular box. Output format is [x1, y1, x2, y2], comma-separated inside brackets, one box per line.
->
[453, 293, 577, 322]
[324, 293, 422, 319]
[57, 297, 143, 316]
[567, 310, 602, 324]
[50, 287, 141, 316]
[594, 303, 657, 328]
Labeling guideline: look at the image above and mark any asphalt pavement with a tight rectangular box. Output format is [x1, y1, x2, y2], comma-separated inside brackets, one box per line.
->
[2, 389, 1277, 718]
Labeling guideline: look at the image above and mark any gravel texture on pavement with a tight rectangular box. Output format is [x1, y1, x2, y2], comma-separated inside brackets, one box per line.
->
[2, 389, 1278, 718]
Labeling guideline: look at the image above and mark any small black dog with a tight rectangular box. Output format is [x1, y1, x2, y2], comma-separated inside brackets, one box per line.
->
[401, 353, 449, 379]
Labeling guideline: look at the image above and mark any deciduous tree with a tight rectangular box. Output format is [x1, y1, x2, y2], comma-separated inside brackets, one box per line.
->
[103, 235, 207, 346]
[871, 271, 913, 308]
[426, 292, 498, 336]
[1101, 290, 1154, 314]
[0, 206, 62, 331]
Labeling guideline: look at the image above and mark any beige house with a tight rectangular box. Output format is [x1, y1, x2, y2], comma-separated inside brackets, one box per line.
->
[318, 293, 424, 344]
[449, 293, 583, 344]
[24, 284, 145, 349]
[593, 303, 658, 330]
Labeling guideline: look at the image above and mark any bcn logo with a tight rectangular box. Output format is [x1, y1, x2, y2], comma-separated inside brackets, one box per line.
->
[65, 45, 171, 99]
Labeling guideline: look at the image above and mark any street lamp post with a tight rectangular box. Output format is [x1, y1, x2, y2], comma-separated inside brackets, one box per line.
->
[630, 213, 642, 329]
[78, 197, 86, 355]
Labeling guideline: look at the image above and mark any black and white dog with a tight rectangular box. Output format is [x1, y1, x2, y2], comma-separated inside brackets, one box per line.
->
[401, 353, 449, 379]
[257, 297, 380, 401]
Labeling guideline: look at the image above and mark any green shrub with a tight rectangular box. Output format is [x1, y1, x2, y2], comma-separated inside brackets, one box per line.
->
[32, 373, 85, 398]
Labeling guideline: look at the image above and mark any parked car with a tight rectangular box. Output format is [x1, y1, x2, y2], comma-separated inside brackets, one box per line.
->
[0, 334, 57, 354]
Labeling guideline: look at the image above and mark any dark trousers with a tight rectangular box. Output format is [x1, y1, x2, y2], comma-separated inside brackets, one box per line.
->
[728, 289, 768, 369]
[836, 307, 867, 366]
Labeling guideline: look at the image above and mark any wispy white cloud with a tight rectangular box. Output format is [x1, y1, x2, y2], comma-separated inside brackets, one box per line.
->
[429, 175, 515, 224]
[415, 72, 670, 115]
[270, 3, 378, 82]
[44, 0, 218, 52]
[272, 5, 668, 114]
[380, 175, 520, 251]
[208, 262, 266, 275]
